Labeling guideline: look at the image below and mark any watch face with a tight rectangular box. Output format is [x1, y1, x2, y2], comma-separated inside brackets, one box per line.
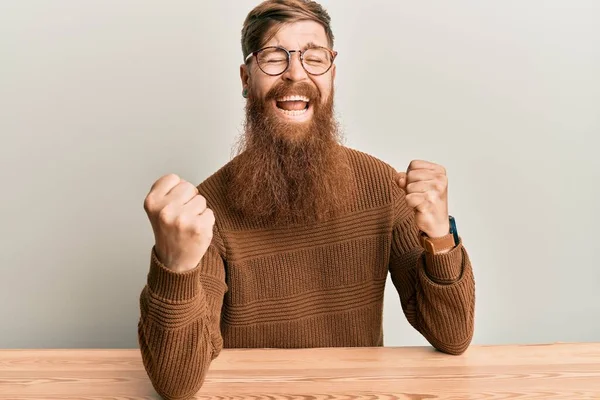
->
[449, 216, 459, 243]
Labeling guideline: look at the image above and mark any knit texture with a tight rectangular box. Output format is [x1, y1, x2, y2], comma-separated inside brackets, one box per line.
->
[138, 147, 475, 400]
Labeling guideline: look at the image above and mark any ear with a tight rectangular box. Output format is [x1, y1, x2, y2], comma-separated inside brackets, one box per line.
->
[331, 63, 336, 81]
[240, 63, 250, 89]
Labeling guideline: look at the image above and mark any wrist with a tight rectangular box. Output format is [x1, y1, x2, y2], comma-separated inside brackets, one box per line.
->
[420, 216, 457, 255]
[153, 246, 199, 273]
[423, 221, 450, 238]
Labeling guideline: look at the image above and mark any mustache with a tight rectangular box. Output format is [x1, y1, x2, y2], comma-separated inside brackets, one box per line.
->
[264, 81, 321, 103]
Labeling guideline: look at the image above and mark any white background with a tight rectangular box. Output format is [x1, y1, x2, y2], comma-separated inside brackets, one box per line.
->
[1, 0, 599, 347]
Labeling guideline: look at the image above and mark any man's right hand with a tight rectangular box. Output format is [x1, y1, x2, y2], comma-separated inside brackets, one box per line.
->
[144, 174, 215, 273]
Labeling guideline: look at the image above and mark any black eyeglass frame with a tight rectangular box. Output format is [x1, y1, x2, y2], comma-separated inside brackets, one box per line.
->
[244, 45, 338, 77]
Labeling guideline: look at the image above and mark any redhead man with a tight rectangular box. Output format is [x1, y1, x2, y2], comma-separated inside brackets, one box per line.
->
[138, 1, 475, 398]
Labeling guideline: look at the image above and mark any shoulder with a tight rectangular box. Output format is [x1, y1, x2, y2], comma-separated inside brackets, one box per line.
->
[342, 146, 399, 184]
[195, 158, 242, 246]
[343, 146, 412, 223]
[196, 158, 236, 213]
[341, 146, 404, 211]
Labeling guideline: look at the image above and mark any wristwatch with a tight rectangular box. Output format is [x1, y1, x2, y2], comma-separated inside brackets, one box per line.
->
[420, 215, 459, 254]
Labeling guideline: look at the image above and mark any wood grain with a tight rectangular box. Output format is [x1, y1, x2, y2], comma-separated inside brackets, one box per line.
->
[0, 343, 599, 399]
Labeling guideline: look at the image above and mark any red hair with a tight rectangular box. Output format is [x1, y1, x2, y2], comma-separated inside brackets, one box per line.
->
[241, 0, 335, 59]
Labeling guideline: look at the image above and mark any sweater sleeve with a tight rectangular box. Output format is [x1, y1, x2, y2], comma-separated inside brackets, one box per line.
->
[388, 180, 475, 355]
[137, 226, 227, 400]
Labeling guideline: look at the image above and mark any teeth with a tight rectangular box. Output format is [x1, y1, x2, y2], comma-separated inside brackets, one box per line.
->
[276, 95, 310, 102]
[279, 108, 308, 116]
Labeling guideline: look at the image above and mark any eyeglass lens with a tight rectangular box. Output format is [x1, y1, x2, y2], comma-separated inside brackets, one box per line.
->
[256, 47, 332, 75]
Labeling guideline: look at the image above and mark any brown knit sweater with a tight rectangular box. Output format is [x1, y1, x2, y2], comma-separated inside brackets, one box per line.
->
[138, 147, 475, 400]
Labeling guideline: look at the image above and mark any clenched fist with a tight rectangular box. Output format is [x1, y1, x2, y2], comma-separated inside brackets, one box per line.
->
[143, 174, 215, 273]
[396, 160, 450, 238]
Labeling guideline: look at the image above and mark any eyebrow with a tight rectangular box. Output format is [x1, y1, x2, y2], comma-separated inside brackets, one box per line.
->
[304, 41, 324, 50]
[272, 41, 327, 50]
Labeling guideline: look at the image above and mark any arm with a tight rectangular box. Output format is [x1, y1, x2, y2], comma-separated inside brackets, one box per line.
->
[388, 182, 475, 355]
[138, 227, 227, 400]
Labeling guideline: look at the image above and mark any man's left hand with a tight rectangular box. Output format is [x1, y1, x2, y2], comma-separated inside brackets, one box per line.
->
[396, 160, 450, 238]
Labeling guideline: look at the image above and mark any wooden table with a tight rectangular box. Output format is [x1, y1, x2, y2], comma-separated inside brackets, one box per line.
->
[1, 343, 599, 399]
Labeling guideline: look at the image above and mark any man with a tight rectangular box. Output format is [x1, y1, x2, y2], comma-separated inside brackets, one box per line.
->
[138, 1, 475, 399]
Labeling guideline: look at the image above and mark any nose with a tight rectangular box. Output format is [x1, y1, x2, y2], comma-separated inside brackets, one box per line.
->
[282, 51, 308, 82]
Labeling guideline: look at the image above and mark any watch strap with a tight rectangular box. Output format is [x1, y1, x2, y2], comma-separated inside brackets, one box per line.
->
[420, 232, 456, 254]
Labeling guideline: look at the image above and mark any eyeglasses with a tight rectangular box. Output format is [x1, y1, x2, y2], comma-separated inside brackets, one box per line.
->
[244, 45, 338, 76]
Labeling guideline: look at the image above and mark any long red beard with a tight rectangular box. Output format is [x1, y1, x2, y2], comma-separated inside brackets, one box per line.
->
[228, 81, 354, 226]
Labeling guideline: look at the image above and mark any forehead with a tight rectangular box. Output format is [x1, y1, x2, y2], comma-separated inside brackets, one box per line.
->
[264, 20, 328, 49]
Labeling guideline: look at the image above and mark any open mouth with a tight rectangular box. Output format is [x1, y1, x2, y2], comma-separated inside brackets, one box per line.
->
[275, 95, 310, 116]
